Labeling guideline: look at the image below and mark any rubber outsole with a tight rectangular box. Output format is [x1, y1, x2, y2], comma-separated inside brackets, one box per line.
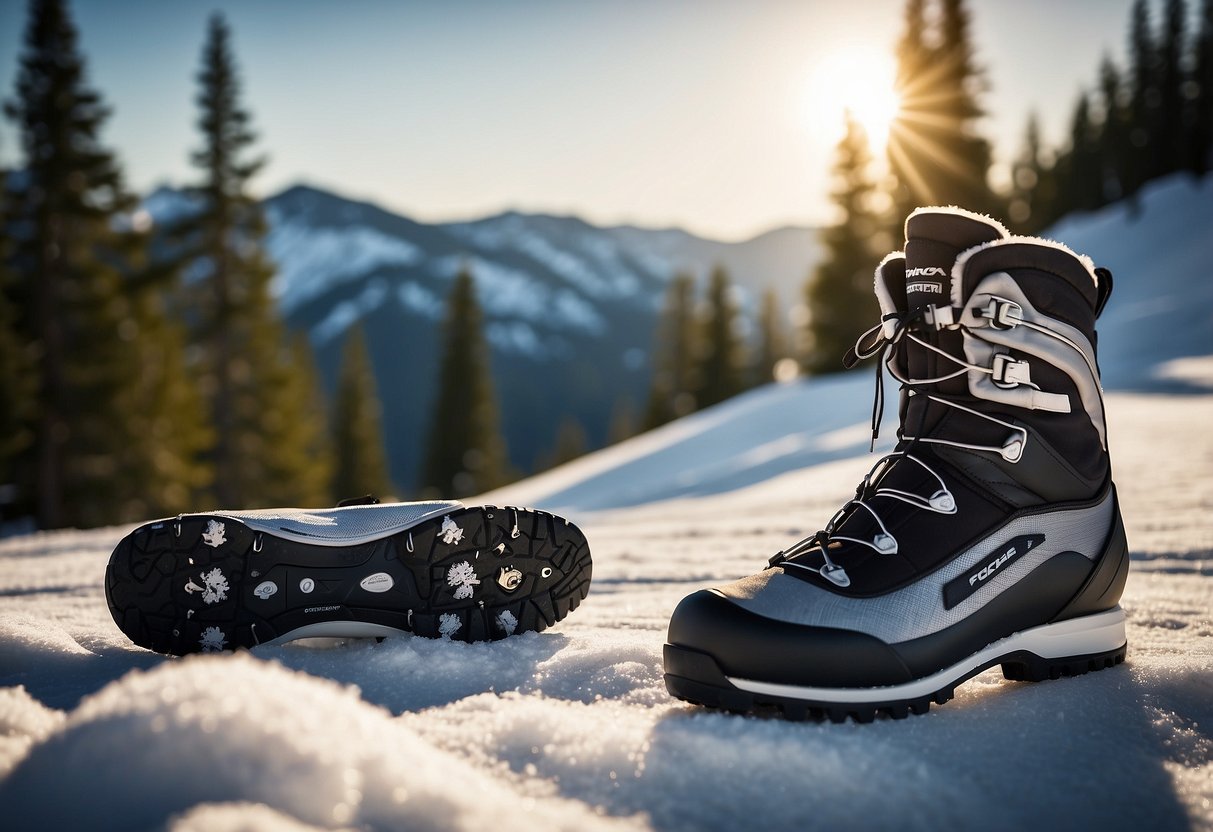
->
[664, 610, 1127, 723]
[105, 505, 591, 655]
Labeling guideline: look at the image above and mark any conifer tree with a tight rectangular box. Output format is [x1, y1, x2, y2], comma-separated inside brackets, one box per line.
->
[608, 396, 636, 444]
[1097, 56, 1130, 204]
[1009, 113, 1055, 232]
[255, 335, 333, 507]
[537, 417, 589, 471]
[2, 0, 204, 527]
[1194, 0, 1213, 174]
[1126, 0, 1159, 200]
[0, 173, 34, 509]
[752, 288, 787, 387]
[330, 325, 393, 501]
[804, 114, 882, 376]
[643, 273, 698, 429]
[888, 0, 931, 226]
[421, 268, 507, 497]
[1057, 93, 1104, 215]
[1157, 0, 1189, 176]
[180, 14, 331, 508]
[888, 0, 1000, 224]
[693, 265, 745, 409]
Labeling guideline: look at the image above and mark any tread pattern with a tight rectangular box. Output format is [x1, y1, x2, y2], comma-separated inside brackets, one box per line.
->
[663, 642, 1126, 724]
[105, 505, 591, 655]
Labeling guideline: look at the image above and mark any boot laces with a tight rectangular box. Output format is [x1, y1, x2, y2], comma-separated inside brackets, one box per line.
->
[769, 309, 1028, 588]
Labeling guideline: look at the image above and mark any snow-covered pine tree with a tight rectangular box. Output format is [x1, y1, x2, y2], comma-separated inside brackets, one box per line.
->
[331, 324, 393, 501]
[2, 0, 204, 527]
[643, 272, 697, 429]
[420, 267, 507, 497]
[693, 265, 744, 409]
[803, 114, 882, 377]
[179, 13, 331, 508]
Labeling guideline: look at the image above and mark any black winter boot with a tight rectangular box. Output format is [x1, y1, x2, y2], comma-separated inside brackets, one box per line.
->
[663, 207, 1129, 722]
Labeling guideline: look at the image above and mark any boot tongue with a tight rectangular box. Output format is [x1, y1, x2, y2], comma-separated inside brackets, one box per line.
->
[901, 209, 1008, 420]
[903, 209, 1007, 313]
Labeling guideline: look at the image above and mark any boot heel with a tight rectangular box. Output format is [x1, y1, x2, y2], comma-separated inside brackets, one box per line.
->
[1001, 642, 1127, 682]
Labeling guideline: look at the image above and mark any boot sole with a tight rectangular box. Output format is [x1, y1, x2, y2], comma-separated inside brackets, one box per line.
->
[105, 505, 591, 655]
[664, 606, 1126, 723]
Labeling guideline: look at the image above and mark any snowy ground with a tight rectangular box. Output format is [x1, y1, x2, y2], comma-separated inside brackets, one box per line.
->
[1, 178, 1211, 830]
[0, 385, 1210, 832]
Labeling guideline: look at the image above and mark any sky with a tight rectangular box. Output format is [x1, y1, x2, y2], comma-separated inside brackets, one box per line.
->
[0, 0, 1142, 241]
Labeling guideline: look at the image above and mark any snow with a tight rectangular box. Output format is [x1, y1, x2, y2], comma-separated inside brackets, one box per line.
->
[2, 179, 1211, 830]
[429, 255, 606, 336]
[267, 222, 423, 315]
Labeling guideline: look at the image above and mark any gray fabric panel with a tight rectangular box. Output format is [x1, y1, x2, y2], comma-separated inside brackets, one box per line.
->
[209, 500, 462, 544]
[959, 273, 1107, 446]
[718, 489, 1115, 643]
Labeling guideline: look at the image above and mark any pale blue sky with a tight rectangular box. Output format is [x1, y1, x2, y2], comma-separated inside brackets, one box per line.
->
[0, 0, 1140, 239]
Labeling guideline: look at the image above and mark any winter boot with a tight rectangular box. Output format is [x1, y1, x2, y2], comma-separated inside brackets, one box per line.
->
[106, 499, 591, 655]
[663, 207, 1129, 721]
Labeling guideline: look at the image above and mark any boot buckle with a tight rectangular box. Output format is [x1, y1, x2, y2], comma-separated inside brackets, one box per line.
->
[979, 297, 1023, 329]
[991, 353, 1031, 388]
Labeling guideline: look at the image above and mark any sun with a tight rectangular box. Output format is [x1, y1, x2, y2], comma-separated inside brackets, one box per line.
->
[807, 50, 901, 152]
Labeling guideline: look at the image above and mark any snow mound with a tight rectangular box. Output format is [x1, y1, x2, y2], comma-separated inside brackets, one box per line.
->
[0, 655, 631, 832]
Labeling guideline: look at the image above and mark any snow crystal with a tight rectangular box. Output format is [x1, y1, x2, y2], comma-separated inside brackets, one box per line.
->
[437, 613, 463, 639]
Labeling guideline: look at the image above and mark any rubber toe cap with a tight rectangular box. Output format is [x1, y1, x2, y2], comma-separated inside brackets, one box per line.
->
[666, 588, 915, 689]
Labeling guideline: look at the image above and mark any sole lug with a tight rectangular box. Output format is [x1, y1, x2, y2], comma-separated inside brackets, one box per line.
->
[106, 504, 591, 655]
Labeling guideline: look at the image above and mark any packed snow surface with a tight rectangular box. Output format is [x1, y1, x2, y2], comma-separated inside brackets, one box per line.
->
[3, 179, 1211, 830]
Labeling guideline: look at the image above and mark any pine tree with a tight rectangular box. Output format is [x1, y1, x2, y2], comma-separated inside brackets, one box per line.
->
[804, 114, 882, 376]
[1057, 92, 1104, 215]
[0, 171, 35, 512]
[643, 273, 698, 429]
[607, 396, 636, 444]
[536, 416, 589, 471]
[2, 0, 203, 527]
[421, 268, 507, 497]
[888, 0, 1000, 222]
[1126, 0, 1159, 200]
[256, 335, 333, 507]
[330, 325, 393, 501]
[1009, 113, 1056, 233]
[752, 288, 787, 386]
[180, 14, 331, 508]
[1096, 56, 1130, 204]
[1157, 0, 1189, 176]
[1194, 0, 1213, 174]
[693, 265, 745, 409]
[888, 0, 931, 227]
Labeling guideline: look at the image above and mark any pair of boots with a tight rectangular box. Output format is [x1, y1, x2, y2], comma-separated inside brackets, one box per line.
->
[106, 206, 1128, 721]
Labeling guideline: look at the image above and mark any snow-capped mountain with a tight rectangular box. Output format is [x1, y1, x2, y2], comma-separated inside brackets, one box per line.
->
[142, 183, 822, 489]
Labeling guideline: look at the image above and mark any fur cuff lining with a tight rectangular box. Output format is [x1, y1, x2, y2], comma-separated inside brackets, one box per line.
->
[948, 235, 1098, 308]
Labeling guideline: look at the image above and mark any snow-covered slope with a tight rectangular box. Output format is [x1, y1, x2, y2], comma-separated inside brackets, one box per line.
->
[3, 179, 1208, 831]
